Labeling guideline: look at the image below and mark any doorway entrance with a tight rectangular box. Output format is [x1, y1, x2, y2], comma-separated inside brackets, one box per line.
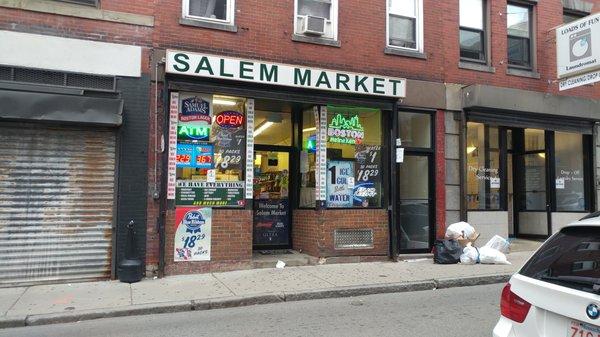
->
[512, 128, 551, 238]
[395, 111, 436, 253]
[252, 148, 292, 249]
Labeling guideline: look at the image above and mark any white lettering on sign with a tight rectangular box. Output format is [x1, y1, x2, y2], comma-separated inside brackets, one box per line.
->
[166, 50, 407, 98]
[559, 68, 600, 90]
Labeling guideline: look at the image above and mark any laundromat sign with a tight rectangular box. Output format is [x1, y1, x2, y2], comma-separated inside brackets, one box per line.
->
[166, 50, 407, 98]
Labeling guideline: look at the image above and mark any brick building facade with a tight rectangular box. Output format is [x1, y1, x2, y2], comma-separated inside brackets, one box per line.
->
[0, 0, 599, 284]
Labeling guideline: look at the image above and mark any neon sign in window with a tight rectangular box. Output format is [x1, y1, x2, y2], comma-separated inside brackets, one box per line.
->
[327, 114, 364, 144]
[178, 124, 211, 141]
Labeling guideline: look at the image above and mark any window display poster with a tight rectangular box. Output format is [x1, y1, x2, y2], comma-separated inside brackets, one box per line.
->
[179, 94, 212, 124]
[174, 207, 211, 262]
[354, 144, 381, 207]
[176, 181, 245, 207]
[326, 160, 354, 207]
[253, 199, 290, 246]
[176, 143, 214, 169]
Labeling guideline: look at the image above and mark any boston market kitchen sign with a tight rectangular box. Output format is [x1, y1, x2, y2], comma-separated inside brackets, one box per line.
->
[166, 50, 406, 98]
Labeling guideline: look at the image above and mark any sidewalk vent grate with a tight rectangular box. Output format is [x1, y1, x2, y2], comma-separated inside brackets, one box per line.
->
[0, 66, 115, 91]
[334, 229, 374, 249]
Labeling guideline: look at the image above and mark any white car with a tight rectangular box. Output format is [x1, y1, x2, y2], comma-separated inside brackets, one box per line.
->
[493, 216, 600, 337]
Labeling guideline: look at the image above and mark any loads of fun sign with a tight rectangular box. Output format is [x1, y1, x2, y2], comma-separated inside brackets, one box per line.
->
[166, 50, 406, 98]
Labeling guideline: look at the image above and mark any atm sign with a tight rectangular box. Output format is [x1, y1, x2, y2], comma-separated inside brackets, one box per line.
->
[215, 111, 244, 128]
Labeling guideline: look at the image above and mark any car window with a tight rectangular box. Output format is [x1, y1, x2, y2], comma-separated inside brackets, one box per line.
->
[519, 226, 600, 295]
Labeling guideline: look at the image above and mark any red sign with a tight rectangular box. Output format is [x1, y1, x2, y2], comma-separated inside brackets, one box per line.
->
[215, 111, 244, 128]
[196, 155, 213, 165]
[176, 154, 191, 165]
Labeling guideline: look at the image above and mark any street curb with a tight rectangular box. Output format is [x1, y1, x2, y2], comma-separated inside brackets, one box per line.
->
[208, 293, 285, 309]
[0, 316, 25, 329]
[434, 274, 511, 289]
[284, 280, 436, 301]
[25, 301, 194, 326]
[3, 273, 512, 329]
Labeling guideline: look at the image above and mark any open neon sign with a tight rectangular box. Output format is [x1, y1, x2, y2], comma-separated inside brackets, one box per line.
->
[215, 111, 244, 128]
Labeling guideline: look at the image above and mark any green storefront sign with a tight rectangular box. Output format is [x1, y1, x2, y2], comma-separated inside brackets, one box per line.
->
[176, 180, 245, 207]
[165, 50, 407, 98]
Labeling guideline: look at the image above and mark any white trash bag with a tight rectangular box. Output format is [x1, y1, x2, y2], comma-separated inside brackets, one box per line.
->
[483, 235, 510, 254]
[460, 243, 479, 265]
[479, 246, 511, 265]
[445, 221, 475, 240]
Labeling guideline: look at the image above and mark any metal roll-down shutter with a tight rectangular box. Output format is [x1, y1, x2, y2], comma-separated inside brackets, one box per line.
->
[0, 124, 116, 286]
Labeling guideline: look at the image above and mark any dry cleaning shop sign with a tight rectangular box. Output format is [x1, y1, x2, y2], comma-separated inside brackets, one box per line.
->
[166, 50, 407, 98]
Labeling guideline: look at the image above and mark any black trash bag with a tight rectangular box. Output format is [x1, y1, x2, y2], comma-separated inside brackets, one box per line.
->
[433, 239, 462, 264]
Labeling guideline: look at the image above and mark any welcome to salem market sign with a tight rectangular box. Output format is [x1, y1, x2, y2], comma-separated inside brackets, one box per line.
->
[166, 50, 406, 98]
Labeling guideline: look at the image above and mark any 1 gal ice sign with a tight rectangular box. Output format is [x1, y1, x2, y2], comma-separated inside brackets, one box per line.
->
[326, 160, 354, 207]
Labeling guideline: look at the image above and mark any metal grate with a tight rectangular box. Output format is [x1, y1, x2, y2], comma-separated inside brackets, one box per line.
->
[0, 66, 115, 91]
[14, 68, 64, 86]
[0, 66, 10, 81]
[67, 73, 115, 91]
[334, 229, 374, 249]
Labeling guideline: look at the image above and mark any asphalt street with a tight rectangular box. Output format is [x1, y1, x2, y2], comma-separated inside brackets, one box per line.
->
[0, 283, 504, 337]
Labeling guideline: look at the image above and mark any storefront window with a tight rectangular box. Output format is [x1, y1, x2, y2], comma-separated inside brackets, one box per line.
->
[555, 132, 585, 211]
[466, 122, 501, 210]
[254, 109, 292, 146]
[398, 112, 431, 148]
[299, 108, 317, 208]
[175, 92, 246, 207]
[326, 105, 382, 208]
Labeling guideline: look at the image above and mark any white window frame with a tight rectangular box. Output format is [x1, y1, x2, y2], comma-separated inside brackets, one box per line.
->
[386, 0, 424, 52]
[182, 0, 235, 25]
[293, 0, 338, 40]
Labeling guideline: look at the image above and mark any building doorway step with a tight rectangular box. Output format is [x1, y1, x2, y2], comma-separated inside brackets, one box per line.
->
[252, 250, 318, 269]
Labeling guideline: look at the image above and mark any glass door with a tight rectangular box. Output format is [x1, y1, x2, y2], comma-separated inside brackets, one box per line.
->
[397, 154, 434, 251]
[396, 111, 435, 253]
[253, 149, 292, 249]
[514, 128, 550, 237]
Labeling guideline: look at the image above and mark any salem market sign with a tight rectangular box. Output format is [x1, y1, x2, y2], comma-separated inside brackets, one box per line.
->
[166, 50, 406, 98]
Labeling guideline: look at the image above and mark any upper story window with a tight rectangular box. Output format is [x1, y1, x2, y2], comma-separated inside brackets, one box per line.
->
[507, 3, 533, 69]
[459, 0, 486, 62]
[294, 0, 338, 40]
[563, 10, 585, 24]
[387, 0, 423, 52]
[183, 0, 235, 25]
[54, 0, 99, 6]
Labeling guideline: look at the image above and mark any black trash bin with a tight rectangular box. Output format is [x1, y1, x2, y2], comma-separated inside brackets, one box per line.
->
[118, 220, 143, 283]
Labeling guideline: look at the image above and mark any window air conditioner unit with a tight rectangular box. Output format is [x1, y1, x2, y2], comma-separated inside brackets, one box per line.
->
[299, 15, 326, 36]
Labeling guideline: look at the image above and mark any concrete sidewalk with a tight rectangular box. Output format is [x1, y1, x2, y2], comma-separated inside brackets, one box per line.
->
[0, 251, 534, 329]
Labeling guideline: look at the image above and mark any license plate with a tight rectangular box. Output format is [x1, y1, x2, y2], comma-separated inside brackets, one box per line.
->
[569, 320, 600, 337]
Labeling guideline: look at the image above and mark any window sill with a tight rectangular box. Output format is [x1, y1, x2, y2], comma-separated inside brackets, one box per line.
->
[180, 18, 237, 32]
[458, 61, 496, 73]
[384, 47, 427, 60]
[506, 67, 541, 79]
[291, 34, 340, 47]
[0, 0, 154, 26]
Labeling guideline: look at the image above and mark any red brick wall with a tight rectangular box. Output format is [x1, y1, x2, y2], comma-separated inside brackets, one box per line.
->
[154, 0, 443, 83]
[164, 209, 253, 275]
[441, 0, 600, 99]
[293, 209, 389, 257]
